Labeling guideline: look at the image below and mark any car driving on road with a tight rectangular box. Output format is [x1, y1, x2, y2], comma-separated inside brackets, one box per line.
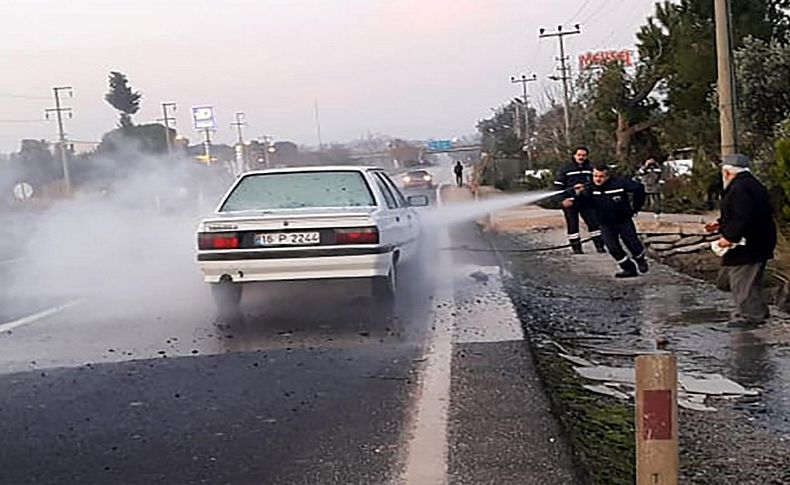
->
[196, 166, 428, 314]
[401, 169, 435, 190]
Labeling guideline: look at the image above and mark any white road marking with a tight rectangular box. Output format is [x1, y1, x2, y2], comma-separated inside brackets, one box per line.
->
[400, 184, 454, 485]
[0, 299, 85, 334]
[0, 258, 25, 266]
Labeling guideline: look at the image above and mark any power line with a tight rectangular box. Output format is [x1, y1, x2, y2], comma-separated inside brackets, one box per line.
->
[567, 0, 595, 24]
[581, 0, 613, 26]
[0, 93, 50, 100]
[0, 119, 47, 123]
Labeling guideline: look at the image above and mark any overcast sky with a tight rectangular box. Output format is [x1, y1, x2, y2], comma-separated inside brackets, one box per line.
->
[0, 0, 658, 153]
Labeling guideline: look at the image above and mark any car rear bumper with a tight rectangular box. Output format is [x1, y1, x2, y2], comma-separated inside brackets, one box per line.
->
[198, 250, 394, 283]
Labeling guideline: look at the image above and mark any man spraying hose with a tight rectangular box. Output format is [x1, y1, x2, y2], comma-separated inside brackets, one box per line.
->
[572, 162, 649, 278]
[555, 147, 607, 254]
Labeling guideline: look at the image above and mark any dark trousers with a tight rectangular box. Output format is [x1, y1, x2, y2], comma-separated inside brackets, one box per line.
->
[562, 205, 601, 242]
[455, 173, 463, 187]
[646, 193, 662, 213]
[600, 219, 645, 264]
[718, 262, 769, 323]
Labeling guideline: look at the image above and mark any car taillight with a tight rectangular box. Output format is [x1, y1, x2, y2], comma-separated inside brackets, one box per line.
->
[335, 227, 379, 245]
[198, 232, 240, 250]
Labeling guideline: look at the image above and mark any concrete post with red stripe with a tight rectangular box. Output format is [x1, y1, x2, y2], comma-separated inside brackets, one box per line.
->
[635, 352, 679, 485]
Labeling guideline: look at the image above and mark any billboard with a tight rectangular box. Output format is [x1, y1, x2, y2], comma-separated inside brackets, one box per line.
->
[579, 50, 633, 70]
[192, 106, 216, 130]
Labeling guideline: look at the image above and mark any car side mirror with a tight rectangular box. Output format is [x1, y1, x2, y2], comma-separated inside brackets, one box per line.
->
[407, 195, 429, 207]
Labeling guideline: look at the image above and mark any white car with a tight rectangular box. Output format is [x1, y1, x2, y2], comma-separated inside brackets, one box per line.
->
[196, 166, 428, 314]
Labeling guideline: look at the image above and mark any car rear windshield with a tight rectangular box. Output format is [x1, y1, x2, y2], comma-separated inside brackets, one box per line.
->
[220, 171, 376, 211]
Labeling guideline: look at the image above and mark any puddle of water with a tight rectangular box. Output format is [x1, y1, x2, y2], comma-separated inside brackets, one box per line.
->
[666, 308, 731, 325]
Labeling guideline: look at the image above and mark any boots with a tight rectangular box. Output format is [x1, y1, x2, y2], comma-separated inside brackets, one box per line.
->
[615, 259, 639, 278]
[635, 255, 649, 274]
[593, 236, 607, 254]
[571, 240, 584, 254]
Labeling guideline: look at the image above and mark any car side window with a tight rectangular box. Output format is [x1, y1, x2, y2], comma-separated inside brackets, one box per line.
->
[378, 173, 408, 207]
[374, 175, 398, 209]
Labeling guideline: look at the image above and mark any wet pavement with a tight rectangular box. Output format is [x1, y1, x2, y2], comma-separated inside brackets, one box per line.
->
[493, 226, 790, 484]
[0, 181, 577, 484]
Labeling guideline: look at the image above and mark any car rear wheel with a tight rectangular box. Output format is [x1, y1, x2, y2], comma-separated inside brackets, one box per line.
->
[372, 263, 397, 312]
[211, 281, 242, 316]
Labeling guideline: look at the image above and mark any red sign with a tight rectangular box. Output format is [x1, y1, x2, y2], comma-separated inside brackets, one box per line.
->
[641, 389, 673, 440]
[579, 50, 633, 70]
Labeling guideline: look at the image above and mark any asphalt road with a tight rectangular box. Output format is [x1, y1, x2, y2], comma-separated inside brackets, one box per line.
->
[0, 182, 577, 485]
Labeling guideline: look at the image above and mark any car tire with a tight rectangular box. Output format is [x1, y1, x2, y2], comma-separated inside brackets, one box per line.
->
[373, 263, 398, 305]
[211, 282, 242, 316]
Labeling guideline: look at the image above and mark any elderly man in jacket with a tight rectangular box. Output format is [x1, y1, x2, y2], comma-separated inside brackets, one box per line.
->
[705, 154, 777, 326]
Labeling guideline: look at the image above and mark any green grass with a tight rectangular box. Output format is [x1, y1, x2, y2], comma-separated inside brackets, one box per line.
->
[533, 348, 636, 485]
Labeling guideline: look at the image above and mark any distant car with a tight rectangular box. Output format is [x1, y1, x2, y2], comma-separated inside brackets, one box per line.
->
[196, 166, 429, 315]
[401, 169, 435, 189]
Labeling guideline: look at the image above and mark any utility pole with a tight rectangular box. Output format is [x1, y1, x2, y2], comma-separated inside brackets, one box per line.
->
[540, 25, 582, 146]
[231, 112, 248, 173]
[510, 73, 538, 143]
[715, 0, 738, 156]
[45, 86, 74, 195]
[260, 134, 274, 168]
[512, 100, 522, 140]
[314, 98, 323, 149]
[158, 102, 177, 154]
[203, 128, 213, 166]
[231, 111, 247, 145]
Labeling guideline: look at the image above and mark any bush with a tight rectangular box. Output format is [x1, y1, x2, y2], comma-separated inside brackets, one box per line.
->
[771, 137, 790, 220]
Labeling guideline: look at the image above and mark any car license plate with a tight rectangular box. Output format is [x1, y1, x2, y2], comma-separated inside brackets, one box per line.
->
[255, 232, 321, 246]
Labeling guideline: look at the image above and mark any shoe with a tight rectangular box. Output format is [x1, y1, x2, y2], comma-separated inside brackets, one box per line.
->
[571, 241, 583, 254]
[593, 237, 607, 254]
[615, 259, 638, 278]
[615, 269, 639, 278]
[636, 257, 649, 274]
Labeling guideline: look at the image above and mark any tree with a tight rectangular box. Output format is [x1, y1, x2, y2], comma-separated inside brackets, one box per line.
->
[15, 139, 58, 185]
[104, 71, 142, 129]
[735, 35, 790, 151]
[635, 0, 790, 152]
[578, 62, 663, 164]
[97, 123, 173, 156]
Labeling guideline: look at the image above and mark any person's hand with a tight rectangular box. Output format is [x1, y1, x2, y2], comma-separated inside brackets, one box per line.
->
[717, 237, 733, 248]
[573, 183, 585, 195]
[705, 221, 720, 233]
[561, 198, 574, 209]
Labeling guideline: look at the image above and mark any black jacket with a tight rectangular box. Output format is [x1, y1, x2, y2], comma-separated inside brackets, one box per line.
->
[577, 176, 646, 225]
[719, 171, 776, 266]
[554, 160, 594, 190]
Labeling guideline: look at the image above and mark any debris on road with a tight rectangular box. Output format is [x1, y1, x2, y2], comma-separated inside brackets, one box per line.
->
[569, 359, 759, 412]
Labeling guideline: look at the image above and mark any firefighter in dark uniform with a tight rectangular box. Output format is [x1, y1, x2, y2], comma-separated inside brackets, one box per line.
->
[555, 147, 606, 254]
[573, 162, 649, 278]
